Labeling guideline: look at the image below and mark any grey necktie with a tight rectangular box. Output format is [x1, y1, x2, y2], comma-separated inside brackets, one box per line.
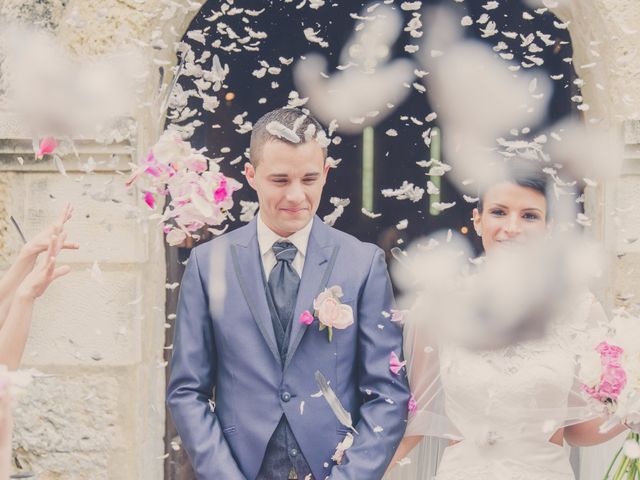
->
[268, 241, 301, 331]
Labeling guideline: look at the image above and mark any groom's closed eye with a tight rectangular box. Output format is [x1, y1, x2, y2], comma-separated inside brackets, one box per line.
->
[303, 173, 320, 184]
[269, 174, 289, 184]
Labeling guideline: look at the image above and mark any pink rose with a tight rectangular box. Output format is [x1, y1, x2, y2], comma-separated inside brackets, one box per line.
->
[598, 365, 627, 401]
[597, 341, 624, 364]
[313, 289, 334, 310]
[581, 343, 628, 402]
[299, 310, 314, 326]
[316, 297, 354, 330]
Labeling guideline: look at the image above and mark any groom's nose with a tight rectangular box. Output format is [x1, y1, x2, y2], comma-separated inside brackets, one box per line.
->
[285, 181, 305, 203]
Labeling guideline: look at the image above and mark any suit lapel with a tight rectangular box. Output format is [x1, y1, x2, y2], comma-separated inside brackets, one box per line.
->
[230, 220, 282, 367]
[284, 218, 339, 370]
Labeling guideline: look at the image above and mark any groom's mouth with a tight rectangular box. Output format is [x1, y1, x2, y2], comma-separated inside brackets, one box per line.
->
[281, 207, 307, 215]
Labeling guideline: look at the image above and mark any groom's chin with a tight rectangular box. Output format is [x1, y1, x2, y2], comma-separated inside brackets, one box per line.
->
[278, 212, 313, 230]
[283, 218, 309, 233]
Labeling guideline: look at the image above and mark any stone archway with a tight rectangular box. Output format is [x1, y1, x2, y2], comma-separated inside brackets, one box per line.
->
[548, 3, 640, 478]
[0, 1, 638, 479]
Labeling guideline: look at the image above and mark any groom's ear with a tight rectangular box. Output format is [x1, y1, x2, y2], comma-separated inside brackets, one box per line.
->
[244, 162, 257, 191]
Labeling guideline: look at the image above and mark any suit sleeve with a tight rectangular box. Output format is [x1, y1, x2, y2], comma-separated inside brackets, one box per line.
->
[329, 247, 411, 479]
[166, 247, 246, 480]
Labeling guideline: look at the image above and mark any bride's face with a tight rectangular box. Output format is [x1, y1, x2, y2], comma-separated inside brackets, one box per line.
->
[472, 181, 548, 253]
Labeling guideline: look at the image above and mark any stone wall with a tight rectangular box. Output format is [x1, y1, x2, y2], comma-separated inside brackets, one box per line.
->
[0, 0, 207, 477]
[0, 135, 166, 478]
[548, 0, 640, 307]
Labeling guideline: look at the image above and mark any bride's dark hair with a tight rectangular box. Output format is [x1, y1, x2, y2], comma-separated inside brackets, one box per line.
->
[477, 158, 552, 220]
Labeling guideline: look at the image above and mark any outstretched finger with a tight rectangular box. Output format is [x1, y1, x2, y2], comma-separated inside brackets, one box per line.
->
[63, 203, 73, 224]
[51, 265, 71, 281]
[44, 255, 57, 280]
[53, 232, 67, 256]
[61, 241, 80, 250]
[58, 203, 73, 226]
[46, 235, 58, 259]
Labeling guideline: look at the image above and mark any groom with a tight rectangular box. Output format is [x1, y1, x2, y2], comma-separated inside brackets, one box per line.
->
[167, 107, 409, 479]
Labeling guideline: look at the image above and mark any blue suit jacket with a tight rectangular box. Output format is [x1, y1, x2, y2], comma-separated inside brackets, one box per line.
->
[167, 216, 410, 479]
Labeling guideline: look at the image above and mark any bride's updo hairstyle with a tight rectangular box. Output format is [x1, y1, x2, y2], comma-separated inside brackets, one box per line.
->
[476, 158, 553, 221]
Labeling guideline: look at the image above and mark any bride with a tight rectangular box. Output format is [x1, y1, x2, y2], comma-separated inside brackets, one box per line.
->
[389, 162, 632, 479]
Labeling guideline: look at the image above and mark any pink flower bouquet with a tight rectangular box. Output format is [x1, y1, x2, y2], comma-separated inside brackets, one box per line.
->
[579, 314, 640, 479]
[126, 130, 242, 246]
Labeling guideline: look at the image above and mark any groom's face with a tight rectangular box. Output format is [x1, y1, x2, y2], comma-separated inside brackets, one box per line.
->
[245, 140, 329, 238]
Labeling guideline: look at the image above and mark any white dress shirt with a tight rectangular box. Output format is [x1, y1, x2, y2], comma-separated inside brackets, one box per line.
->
[256, 213, 313, 278]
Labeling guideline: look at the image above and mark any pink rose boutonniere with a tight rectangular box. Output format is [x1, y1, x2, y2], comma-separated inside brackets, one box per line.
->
[298, 286, 354, 342]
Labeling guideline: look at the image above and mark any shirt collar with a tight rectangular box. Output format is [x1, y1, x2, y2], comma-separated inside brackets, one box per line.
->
[257, 212, 313, 258]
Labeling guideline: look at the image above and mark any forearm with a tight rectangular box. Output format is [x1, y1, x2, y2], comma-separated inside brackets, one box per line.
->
[0, 293, 35, 370]
[565, 417, 628, 447]
[0, 252, 37, 299]
[0, 253, 37, 329]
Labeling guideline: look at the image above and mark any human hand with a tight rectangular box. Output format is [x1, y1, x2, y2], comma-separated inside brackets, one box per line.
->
[16, 233, 71, 301]
[19, 203, 78, 260]
[625, 419, 640, 434]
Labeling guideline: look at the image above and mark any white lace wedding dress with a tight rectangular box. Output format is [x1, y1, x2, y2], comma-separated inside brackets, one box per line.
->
[404, 292, 604, 480]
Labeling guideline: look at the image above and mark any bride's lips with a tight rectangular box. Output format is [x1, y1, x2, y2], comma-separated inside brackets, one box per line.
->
[496, 239, 525, 246]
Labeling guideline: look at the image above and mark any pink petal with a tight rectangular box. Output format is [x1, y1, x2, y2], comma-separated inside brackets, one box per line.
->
[389, 351, 406, 375]
[214, 177, 229, 203]
[144, 191, 156, 209]
[36, 137, 58, 159]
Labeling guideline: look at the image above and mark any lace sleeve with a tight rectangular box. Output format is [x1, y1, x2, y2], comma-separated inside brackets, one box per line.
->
[404, 301, 462, 440]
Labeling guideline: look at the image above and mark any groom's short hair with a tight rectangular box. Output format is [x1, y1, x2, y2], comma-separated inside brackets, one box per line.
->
[250, 107, 328, 166]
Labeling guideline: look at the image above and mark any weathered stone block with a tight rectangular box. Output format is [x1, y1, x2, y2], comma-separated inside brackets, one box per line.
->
[624, 120, 640, 146]
[12, 373, 122, 479]
[612, 251, 640, 307]
[5, 172, 149, 264]
[23, 268, 142, 367]
[612, 176, 640, 253]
